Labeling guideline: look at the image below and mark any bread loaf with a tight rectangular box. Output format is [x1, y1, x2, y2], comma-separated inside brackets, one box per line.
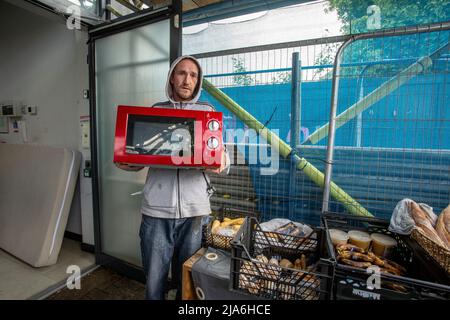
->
[279, 258, 294, 269]
[435, 205, 450, 249]
[410, 201, 447, 248]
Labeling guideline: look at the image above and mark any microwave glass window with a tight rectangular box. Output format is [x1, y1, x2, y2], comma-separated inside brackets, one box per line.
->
[126, 115, 194, 156]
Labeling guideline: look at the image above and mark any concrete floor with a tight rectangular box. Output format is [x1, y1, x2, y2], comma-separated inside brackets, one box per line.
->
[0, 238, 95, 300]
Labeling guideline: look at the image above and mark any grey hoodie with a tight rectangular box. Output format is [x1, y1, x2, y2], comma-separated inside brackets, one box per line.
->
[140, 55, 224, 219]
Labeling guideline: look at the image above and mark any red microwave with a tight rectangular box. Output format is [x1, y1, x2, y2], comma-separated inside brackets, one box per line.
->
[113, 105, 223, 169]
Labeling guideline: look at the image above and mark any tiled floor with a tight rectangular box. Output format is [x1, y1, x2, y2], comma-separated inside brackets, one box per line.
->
[46, 266, 177, 300]
[47, 266, 146, 300]
[0, 238, 95, 300]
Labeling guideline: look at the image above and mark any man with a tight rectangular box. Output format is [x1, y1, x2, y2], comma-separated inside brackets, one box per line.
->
[116, 55, 228, 300]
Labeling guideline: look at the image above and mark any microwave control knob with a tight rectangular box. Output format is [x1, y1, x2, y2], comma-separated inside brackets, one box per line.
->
[207, 137, 219, 149]
[207, 120, 220, 132]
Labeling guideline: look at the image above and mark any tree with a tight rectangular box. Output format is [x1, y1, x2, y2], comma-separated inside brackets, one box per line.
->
[314, 0, 449, 79]
[326, 0, 450, 34]
[231, 57, 253, 86]
[271, 72, 291, 84]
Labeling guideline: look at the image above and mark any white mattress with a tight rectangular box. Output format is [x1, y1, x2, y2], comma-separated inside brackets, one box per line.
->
[0, 143, 81, 267]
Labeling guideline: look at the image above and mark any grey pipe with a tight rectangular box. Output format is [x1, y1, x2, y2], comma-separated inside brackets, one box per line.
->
[289, 52, 301, 218]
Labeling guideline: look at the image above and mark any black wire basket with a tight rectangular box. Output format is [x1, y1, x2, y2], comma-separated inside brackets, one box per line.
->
[230, 217, 334, 300]
[202, 207, 260, 251]
[322, 212, 450, 300]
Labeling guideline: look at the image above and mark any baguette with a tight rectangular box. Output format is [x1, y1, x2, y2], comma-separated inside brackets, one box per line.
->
[336, 243, 365, 253]
[435, 205, 450, 249]
[220, 217, 244, 228]
[340, 259, 372, 269]
[410, 201, 447, 248]
[410, 201, 433, 228]
[211, 219, 221, 234]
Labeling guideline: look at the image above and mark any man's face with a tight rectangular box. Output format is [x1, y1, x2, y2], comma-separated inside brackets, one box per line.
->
[170, 59, 199, 102]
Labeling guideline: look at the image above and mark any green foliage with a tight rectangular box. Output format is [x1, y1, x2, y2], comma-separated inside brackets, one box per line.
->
[231, 57, 253, 86]
[314, 0, 449, 79]
[327, 0, 450, 34]
[313, 42, 340, 80]
[271, 72, 292, 84]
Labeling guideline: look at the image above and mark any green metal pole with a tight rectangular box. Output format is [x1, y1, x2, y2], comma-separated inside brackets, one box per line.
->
[202, 78, 373, 217]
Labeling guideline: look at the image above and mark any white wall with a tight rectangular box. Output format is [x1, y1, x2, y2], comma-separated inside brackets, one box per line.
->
[0, 0, 94, 244]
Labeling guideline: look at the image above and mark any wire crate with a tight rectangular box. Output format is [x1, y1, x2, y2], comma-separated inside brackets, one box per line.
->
[322, 213, 450, 300]
[202, 207, 260, 251]
[230, 217, 333, 300]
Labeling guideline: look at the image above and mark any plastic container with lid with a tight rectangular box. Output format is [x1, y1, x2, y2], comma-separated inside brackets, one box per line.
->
[329, 229, 349, 246]
[370, 233, 397, 257]
[348, 230, 371, 251]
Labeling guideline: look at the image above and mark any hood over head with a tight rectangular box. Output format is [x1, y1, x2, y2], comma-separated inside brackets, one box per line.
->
[165, 55, 203, 104]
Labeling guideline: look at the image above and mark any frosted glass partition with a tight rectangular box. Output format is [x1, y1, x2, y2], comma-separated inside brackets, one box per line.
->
[95, 20, 170, 266]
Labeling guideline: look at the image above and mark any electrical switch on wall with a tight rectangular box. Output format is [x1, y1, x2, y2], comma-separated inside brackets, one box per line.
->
[83, 160, 91, 178]
[27, 105, 37, 115]
[81, 121, 90, 149]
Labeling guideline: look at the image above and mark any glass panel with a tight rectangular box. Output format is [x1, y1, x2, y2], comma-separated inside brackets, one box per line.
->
[95, 19, 170, 266]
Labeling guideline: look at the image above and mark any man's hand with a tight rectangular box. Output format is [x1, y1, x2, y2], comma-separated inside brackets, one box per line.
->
[115, 162, 145, 172]
[208, 149, 229, 174]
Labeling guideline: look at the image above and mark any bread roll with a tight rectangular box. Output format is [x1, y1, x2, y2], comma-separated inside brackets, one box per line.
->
[269, 257, 279, 266]
[329, 229, 349, 246]
[257, 255, 280, 281]
[255, 254, 269, 264]
[370, 233, 397, 257]
[239, 274, 260, 294]
[348, 230, 371, 251]
[435, 205, 450, 249]
[279, 258, 294, 269]
[410, 201, 447, 248]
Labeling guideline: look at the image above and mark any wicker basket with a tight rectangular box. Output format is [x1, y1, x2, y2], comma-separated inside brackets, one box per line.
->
[411, 227, 450, 274]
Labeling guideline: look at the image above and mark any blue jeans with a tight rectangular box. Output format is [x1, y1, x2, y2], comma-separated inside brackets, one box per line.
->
[139, 215, 203, 300]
